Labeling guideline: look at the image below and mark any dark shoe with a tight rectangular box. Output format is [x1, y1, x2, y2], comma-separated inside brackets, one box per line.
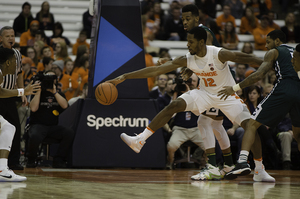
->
[9, 164, 24, 170]
[224, 162, 251, 180]
[283, 161, 291, 170]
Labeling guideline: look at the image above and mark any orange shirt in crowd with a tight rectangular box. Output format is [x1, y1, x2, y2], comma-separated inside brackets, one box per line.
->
[20, 30, 35, 47]
[22, 70, 36, 87]
[58, 73, 79, 101]
[76, 67, 89, 79]
[270, 22, 280, 30]
[216, 14, 236, 31]
[37, 62, 44, 72]
[145, 53, 155, 91]
[239, 17, 259, 34]
[253, 25, 275, 50]
[72, 38, 90, 55]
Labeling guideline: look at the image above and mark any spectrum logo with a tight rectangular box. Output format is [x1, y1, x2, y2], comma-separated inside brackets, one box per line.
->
[87, 115, 149, 129]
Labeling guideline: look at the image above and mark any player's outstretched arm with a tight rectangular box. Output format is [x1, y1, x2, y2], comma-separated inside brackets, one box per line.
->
[0, 81, 40, 98]
[106, 56, 186, 86]
[218, 49, 263, 66]
[218, 49, 277, 100]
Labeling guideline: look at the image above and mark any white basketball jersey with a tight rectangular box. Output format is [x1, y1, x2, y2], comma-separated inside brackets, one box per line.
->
[186, 46, 236, 94]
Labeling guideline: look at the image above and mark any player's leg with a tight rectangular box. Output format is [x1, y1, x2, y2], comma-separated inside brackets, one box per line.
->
[120, 98, 187, 153]
[166, 126, 189, 169]
[0, 117, 26, 182]
[191, 116, 222, 181]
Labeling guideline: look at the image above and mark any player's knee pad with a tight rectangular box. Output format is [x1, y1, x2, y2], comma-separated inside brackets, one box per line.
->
[0, 121, 15, 151]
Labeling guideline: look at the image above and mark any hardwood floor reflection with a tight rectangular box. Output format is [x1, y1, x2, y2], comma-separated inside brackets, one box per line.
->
[3, 168, 300, 199]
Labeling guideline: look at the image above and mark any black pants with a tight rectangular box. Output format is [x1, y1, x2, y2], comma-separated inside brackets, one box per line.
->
[27, 124, 75, 160]
[0, 98, 21, 166]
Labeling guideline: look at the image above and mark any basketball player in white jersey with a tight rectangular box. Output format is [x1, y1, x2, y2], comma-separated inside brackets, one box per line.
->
[107, 27, 274, 182]
[0, 48, 40, 181]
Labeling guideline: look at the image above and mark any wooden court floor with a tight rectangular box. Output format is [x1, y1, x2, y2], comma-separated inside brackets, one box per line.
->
[3, 168, 300, 199]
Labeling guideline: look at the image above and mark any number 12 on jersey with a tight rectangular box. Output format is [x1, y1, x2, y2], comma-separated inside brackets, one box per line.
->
[202, 78, 216, 87]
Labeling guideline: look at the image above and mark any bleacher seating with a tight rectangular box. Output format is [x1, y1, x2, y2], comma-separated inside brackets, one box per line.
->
[0, 0, 290, 62]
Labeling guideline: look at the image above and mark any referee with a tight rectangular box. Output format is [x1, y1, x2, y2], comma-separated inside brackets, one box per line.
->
[0, 26, 25, 170]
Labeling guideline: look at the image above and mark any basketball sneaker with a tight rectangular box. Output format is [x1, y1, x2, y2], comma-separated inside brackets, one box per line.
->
[224, 162, 251, 180]
[120, 133, 145, 153]
[253, 167, 275, 182]
[219, 164, 235, 178]
[191, 163, 222, 180]
[0, 168, 27, 182]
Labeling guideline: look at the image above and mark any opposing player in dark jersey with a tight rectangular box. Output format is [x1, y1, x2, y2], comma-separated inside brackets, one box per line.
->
[219, 30, 300, 180]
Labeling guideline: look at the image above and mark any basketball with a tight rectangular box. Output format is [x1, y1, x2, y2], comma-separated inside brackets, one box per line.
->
[95, 82, 118, 105]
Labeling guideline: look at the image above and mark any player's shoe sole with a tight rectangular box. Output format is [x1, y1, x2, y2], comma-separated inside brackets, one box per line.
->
[224, 162, 251, 180]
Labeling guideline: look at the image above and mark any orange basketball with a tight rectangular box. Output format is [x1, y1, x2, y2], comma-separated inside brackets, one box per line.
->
[95, 82, 118, 105]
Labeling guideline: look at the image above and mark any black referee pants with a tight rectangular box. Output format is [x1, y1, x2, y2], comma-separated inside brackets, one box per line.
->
[0, 97, 21, 166]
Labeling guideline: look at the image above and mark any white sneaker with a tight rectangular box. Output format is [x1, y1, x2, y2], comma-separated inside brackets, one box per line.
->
[220, 165, 235, 178]
[253, 168, 275, 182]
[0, 168, 27, 182]
[191, 163, 222, 181]
[120, 133, 145, 153]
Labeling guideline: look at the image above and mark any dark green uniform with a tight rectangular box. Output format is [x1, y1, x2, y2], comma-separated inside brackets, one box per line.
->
[251, 44, 300, 127]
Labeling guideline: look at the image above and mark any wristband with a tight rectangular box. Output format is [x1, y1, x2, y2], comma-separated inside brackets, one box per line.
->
[232, 84, 241, 92]
[17, 88, 24, 96]
[54, 91, 58, 96]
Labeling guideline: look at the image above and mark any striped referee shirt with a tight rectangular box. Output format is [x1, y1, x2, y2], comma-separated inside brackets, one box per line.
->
[0, 47, 22, 90]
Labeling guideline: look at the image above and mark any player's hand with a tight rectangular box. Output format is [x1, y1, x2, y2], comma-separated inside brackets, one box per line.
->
[227, 128, 235, 136]
[157, 58, 171, 66]
[24, 81, 41, 95]
[180, 67, 193, 81]
[218, 86, 234, 100]
[106, 75, 125, 86]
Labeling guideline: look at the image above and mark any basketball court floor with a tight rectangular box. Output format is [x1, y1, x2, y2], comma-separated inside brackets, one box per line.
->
[3, 168, 300, 199]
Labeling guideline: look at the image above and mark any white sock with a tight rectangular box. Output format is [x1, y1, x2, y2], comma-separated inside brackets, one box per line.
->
[139, 127, 154, 141]
[238, 150, 249, 163]
[254, 158, 264, 170]
[0, 158, 8, 171]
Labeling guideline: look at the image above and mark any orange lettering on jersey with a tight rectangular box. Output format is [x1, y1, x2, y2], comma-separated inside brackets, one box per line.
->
[202, 78, 217, 87]
[195, 71, 218, 77]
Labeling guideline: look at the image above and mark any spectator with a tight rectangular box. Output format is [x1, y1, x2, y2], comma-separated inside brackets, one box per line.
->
[253, 15, 274, 50]
[216, 4, 236, 32]
[55, 42, 70, 61]
[52, 60, 78, 101]
[13, 2, 34, 37]
[167, 1, 181, 15]
[246, 0, 269, 19]
[267, 11, 280, 30]
[281, 12, 300, 43]
[207, 20, 222, 44]
[195, 0, 217, 18]
[149, 74, 168, 99]
[22, 57, 36, 87]
[262, 83, 273, 98]
[20, 20, 39, 47]
[224, 0, 244, 19]
[72, 30, 90, 55]
[35, 1, 55, 30]
[166, 73, 205, 169]
[33, 40, 45, 61]
[74, 45, 89, 70]
[37, 46, 53, 71]
[143, 5, 158, 40]
[75, 55, 89, 82]
[35, 30, 54, 56]
[82, 9, 93, 38]
[37, 57, 54, 72]
[64, 59, 82, 97]
[164, 7, 186, 41]
[26, 47, 38, 68]
[234, 63, 247, 83]
[221, 21, 239, 50]
[50, 22, 72, 49]
[239, 7, 259, 34]
[145, 49, 156, 91]
[198, 7, 214, 27]
[26, 71, 75, 168]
